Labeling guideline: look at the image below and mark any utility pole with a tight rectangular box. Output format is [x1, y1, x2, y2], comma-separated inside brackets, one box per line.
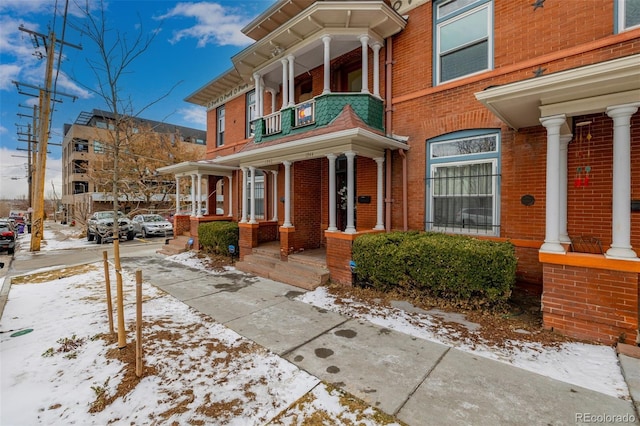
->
[14, 26, 81, 251]
[29, 31, 56, 251]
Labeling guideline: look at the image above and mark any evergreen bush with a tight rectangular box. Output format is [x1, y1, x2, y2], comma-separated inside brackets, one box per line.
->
[352, 231, 516, 305]
[198, 221, 239, 256]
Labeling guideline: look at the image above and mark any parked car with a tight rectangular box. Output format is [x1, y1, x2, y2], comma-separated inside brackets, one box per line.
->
[87, 211, 135, 244]
[131, 214, 173, 238]
[455, 207, 493, 227]
[0, 222, 16, 254]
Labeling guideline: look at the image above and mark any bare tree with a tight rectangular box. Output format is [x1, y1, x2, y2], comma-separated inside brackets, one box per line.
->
[71, 0, 180, 232]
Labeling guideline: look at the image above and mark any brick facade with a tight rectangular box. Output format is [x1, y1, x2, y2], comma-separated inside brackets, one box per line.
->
[185, 0, 640, 343]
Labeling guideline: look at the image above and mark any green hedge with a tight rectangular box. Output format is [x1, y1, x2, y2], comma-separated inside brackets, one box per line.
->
[198, 221, 239, 256]
[352, 232, 517, 305]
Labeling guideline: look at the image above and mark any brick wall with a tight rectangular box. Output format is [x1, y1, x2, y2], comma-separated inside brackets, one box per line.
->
[542, 263, 639, 344]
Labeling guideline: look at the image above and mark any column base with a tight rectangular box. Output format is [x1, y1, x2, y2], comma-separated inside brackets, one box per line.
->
[605, 246, 638, 259]
[540, 241, 566, 253]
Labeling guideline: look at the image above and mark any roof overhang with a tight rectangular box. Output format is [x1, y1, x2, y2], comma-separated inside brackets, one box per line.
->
[156, 161, 237, 178]
[213, 128, 409, 168]
[475, 54, 640, 132]
[186, 1, 406, 109]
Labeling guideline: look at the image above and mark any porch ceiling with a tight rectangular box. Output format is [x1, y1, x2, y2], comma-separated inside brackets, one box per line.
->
[475, 54, 640, 132]
[156, 161, 237, 178]
[186, 1, 406, 108]
[234, 1, 406, 82]
[212, 127, 408, 168]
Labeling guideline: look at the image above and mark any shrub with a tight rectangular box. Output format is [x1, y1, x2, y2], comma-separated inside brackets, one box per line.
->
[198, 221, 239, 256]
[352, 231, 516, 305]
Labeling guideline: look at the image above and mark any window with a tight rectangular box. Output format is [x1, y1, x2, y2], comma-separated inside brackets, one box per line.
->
[246, 91, 256, 138]
[93, 140, 104, 154]
[74, 139, 89, 153]
[426, 130, 500, 235]
[435, 0, 493, 84]
[73, 181, 89, 194]
[72, 160, 88, 174]
[246, 170, 265, 219]
[217, 106, 225, 147]
[617, 0, 640, 32]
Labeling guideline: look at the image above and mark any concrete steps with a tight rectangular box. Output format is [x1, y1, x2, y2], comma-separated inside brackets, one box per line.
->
[236, 249, 329, 291]
[157, 234, 191, 256]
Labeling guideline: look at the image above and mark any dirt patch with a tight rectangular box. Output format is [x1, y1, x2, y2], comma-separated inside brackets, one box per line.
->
[326, 283, 581, 348]
[11, 264, 98, 284]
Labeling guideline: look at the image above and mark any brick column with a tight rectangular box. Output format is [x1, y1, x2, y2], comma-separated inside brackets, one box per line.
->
[238, 222, 259, 260]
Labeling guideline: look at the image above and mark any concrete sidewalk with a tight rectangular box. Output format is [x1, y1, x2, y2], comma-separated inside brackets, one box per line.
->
[123, 255, 639, 426]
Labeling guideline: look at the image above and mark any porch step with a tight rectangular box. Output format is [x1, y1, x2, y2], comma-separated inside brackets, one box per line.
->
[235, 252, 329, 291]
[157, 235, 191, 256]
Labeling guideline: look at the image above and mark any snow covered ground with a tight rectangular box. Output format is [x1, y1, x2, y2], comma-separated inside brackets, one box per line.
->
[0, 224, 632, 425]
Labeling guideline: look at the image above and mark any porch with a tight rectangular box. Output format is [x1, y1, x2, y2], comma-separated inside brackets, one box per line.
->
[235, 241, 330, 290]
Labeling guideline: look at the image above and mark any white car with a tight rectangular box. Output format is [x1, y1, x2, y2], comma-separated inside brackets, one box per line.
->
[132, 214, 174, 238]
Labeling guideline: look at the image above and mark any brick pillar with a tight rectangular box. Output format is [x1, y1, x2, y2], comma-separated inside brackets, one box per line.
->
[239, 223, 259, 260]
[174, 215, 190, 237]
[279, 226, 296, 261]
[325, 231, 357, 286]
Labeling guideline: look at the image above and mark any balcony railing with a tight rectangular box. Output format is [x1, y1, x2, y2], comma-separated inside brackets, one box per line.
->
[263, 111, 282, 136]
[253, 93, 383, 143]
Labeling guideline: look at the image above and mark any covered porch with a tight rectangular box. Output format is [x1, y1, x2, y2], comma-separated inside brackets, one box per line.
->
[476, 54, 640, 344]
[213, 106, 409, 286]
[156, 161, 238, 250]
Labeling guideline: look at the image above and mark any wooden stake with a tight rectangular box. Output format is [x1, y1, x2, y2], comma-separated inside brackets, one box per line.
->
[102, 251, 114, 335]
[135, 270, 143, 378]
[114, 239, 126, 349]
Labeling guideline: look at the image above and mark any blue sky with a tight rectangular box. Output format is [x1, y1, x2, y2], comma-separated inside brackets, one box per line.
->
[0, 0, 276, 200]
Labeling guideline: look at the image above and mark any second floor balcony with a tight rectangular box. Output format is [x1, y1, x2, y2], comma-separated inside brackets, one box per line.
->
[253, 92, 384, 143]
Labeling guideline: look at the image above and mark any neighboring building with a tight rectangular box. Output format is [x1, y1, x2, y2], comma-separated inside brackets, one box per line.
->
[160, 0, 640, 344]
[61, 109, 206, 225]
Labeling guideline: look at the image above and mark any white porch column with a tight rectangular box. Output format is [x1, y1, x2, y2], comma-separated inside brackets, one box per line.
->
[606, 103, 639, 259]
[322, 36, 332, 94]
[345, 151, 357, 234]
[372, 42, 382, 98]
[227, 175, 233, 217]
[540, 115, 567, 253]
[253, 73, 263, 118]
[358, 35, 370, 94]
[327, 154, 338, 231]
[190, 174, 196, 217]
[283, 161, 293, 227]
[249, 166, 257, 224]
[196, 174, 203, 217]
[287, 54, 295, 107]
[281, 58, 289, 110]
[175, 176, 180, 214]
[559, 135, 572, 243]
[271, 170, 278, 222]
[240, 167, 248, 223]
[374, 157, 385, 230]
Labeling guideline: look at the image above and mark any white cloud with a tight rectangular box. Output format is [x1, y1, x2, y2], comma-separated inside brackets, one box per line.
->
[156, 2, 253, 47]
[0, 64, 21, 91]
[179, 105, 206, 127]
[0, 147, 62, 201]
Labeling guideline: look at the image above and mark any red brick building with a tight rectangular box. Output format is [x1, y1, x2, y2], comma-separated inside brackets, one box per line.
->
[159, 0, 640, 344]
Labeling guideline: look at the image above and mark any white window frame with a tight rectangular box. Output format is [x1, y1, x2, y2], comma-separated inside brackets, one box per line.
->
[427, 131, 500, 236]
[434, 0, 493, 85]
[617, 0, 640, 32]
[246, 90, 256, 138]
[217, 106, 225, 147]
